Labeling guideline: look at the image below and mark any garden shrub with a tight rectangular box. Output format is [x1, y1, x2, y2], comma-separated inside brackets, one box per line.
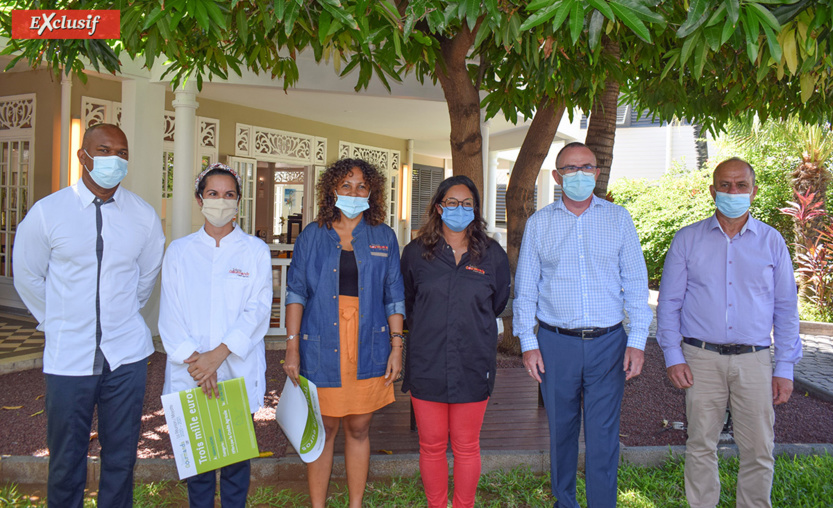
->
[610, 153, 795, 286]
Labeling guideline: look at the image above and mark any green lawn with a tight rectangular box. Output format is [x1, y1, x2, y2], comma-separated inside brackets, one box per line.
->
[2, 453, 831, 507]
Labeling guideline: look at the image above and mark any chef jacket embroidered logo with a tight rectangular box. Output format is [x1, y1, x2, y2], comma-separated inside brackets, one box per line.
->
[228, 268, 250, 278]
[465, 266, 486, 275]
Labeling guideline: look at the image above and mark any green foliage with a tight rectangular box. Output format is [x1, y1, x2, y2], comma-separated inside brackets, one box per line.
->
[610, 162, 714, 285]
[711, 132, 798, 249]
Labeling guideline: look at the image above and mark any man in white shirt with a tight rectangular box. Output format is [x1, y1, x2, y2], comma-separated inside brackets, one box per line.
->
[13, 124, 165, 508]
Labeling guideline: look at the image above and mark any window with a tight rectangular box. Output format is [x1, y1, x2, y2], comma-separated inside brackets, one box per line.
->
[409, 164, 444, 232]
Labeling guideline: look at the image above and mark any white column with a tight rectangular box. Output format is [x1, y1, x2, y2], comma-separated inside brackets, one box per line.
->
[120, 77, 165, 213]
[537, 167, 556, 210]
[486, 151, 498, 232]
[171, 80, 199, 241]
[59, 74, 71, 189]
[480, 115, 490, 199]
[119, 76, 166, 336]
[404, 139, 414, 243]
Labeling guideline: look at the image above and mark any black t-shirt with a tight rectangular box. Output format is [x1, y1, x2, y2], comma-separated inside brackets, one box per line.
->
[339, 249, 359, 297]
[400, 237, 511, 403]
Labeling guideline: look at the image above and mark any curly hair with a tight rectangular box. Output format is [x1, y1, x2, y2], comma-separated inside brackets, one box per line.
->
[316, 158, 388, 228]
[416, 175, 490, 263]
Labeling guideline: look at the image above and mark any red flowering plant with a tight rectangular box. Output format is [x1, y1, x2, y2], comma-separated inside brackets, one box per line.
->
[780, 189, 833, 322]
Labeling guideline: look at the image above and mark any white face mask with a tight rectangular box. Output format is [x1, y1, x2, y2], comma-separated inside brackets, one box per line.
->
[201, 198, 238, 228]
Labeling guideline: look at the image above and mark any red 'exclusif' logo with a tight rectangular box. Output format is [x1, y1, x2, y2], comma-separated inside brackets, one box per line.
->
[228, 268, 250, 278]
[11, 10, 120, 39]
[369, 244, 389, 250]
[466, 266, 485, 275]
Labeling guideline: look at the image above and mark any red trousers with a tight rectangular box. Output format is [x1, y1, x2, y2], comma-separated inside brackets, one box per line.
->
[411, 396, 489, 508]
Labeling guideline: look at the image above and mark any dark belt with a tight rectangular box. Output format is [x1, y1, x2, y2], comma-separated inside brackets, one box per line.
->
[683, 337, 769, 355]
[539, 321, 623, 340]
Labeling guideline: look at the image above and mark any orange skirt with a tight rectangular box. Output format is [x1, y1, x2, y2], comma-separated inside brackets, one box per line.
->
[317, 296, 394, 417]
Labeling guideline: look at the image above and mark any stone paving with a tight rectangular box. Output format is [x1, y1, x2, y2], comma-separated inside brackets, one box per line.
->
[796, 333, 833, 399]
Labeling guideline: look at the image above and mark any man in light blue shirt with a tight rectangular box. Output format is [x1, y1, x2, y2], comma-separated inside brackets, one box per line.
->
[514, 142, 651, 508]
[657, 157, 801, 508]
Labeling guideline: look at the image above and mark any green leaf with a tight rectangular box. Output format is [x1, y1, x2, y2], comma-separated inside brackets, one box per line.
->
[748, 3, 781, 32]
[194, 1, 210, 31]
[586, 0, 615, 21]
[319, 10, 332, 45]
[680, 31, 700, 66]
[550, 0, 575, 33]
[760, 22, 781, 63]
[569, 1, 584, 44]
[660, 51, 679, 80]
[204, 1, 227, 31]
[236, 9, 248, 43]
[274, 0, 286, 21]
[609, 1, 651, 43]
[142, 7, 165, 31]
[527, 0, 554, 10]
[727, 0, 740, 24]
[706, 3, 726, 27]
[588, 9, 605, 51]
[743, 8, 760, 63]
[676, 0, 709, 38]
[466, 0, 479, 30]
[720, 17, 735, 45]
[704, 23, 722, 51]
[692, 40, 707, 78]
[614, 0, 664, 24]
[519, 1, 562, 32]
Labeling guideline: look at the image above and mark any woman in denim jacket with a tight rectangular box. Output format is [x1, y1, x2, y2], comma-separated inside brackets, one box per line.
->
[283, 158, 405, 508]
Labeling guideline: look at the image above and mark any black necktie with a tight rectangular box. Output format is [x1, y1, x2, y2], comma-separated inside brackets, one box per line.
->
[92, 197, 112, 375]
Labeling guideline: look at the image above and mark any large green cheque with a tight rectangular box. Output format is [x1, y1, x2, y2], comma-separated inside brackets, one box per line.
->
[162, 377, 259, 479]
[275, 375, 325, 463]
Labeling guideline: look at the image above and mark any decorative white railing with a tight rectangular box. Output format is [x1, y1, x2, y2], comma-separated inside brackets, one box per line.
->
[268, 256, 292, 336]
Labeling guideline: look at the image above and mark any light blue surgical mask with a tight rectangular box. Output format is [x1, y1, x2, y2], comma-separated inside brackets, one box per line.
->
[714, 191, 751, 218]
[335, 193, 370, 219]
[84, 149, 128, 189]
[560, 170, 596, 201]
[441, 206, 475, 232]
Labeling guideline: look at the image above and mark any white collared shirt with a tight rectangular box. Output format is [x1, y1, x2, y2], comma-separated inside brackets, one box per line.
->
[13, 179, 165, 376]
[158, 225, 272, 412]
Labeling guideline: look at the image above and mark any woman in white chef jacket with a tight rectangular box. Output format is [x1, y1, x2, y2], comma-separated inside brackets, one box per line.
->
[159, 162, 272, 508]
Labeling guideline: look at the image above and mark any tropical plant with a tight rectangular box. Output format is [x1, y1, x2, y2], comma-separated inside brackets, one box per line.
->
[780, 190, 833, 322]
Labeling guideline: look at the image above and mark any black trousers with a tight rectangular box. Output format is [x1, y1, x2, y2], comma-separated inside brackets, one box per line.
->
[45, 357, 148, 508]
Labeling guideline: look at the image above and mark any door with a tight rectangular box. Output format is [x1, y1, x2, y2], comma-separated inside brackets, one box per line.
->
[228, 156, 256, 235]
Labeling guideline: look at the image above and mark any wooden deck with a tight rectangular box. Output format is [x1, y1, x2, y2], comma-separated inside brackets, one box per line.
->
[327, 368, 551, 456]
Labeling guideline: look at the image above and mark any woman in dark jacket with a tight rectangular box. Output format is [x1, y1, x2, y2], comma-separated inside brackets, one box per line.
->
[283, 158, 405, 508]
[400, 175, 510, 508]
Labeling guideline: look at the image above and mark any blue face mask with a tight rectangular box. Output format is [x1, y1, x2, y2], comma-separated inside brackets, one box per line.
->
[84, 149, 128, 189]
[335, 193, 370, 219]
[441, 206, 475, 232]
[560, 170, 596, 201]
[714, 191, 751, 218]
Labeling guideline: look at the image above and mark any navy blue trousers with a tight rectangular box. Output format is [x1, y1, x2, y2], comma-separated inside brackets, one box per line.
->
[44, 357, 148, 508]
[187, 459, 251, 508]
[539, 326, 627, 508]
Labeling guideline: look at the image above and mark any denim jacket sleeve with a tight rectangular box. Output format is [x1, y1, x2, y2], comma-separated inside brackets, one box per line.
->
[383, 228, 406, 318]
[285, 223, 311, 306]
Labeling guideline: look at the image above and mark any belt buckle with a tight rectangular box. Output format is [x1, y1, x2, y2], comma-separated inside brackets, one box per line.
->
[719, 344, 740, 355]
[580, 329, 595, 340]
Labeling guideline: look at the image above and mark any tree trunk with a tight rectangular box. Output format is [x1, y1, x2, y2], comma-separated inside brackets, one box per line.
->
[585, 39, 621, 198]
[498, 96, 566, 355]
[435, 26, 484, 196]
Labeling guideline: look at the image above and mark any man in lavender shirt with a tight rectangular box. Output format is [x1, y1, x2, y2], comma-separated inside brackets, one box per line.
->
[657, 157, 801, 508]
